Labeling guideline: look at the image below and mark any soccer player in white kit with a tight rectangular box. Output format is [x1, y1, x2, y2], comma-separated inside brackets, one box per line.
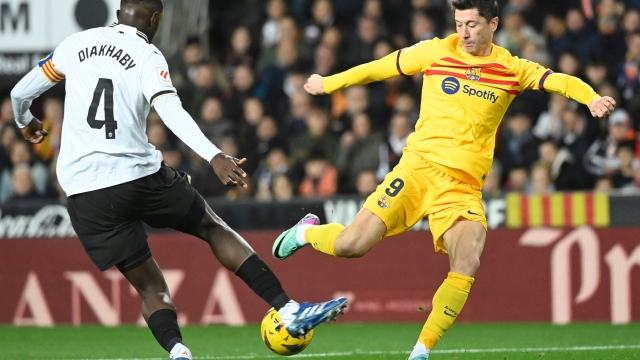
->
[10, 1, 347, 359]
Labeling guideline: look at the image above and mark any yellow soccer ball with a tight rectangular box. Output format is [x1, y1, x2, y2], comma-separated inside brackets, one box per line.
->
[261, 308, 314, 356]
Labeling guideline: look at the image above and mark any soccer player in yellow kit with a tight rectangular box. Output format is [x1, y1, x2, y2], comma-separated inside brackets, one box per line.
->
[272, 1, 616, 358]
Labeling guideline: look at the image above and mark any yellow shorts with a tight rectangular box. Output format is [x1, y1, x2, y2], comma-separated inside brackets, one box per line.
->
[363, 151, 487, 253]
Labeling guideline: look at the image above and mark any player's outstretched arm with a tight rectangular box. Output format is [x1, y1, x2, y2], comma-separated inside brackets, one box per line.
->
[11, 66, 57, 143]
[153, 94, 247, 187]
[542, 73, 616, 118]
[316, 50, 401, 95]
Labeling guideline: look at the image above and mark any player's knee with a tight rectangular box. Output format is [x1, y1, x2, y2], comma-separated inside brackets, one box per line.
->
[335, 234, 374, 258]
[452, 255, 481, 276]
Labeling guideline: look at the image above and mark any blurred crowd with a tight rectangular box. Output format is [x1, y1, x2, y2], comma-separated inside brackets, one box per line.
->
[2, 0, 640, 205]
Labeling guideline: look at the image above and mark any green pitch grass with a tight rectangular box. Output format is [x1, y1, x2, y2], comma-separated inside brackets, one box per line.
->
[1, 323, 639, 360]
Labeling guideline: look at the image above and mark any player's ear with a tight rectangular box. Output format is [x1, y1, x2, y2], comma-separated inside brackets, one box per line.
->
[490, 17, 499, 32]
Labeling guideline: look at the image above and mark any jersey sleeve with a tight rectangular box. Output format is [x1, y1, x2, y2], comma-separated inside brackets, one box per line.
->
[396, 39, 439, 75]
[140, 47, 177, 106]
[38, 46, 66, 84]
[511, 57, 553, 92]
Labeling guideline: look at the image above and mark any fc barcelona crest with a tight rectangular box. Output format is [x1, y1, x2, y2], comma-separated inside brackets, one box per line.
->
[465, 67, 481, 81]
[378, 195, 392, 209]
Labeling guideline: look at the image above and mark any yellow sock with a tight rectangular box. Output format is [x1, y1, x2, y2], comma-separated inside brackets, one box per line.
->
[304, 223, 345, 256]
[418, 272, 474, 349]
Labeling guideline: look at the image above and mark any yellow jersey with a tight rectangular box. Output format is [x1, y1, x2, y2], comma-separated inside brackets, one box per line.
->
[323, 34, 600, 187]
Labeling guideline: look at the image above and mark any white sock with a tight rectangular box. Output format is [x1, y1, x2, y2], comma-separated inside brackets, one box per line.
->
[408, 342, 430, 359]
[278, 300, 300, 324]
[295, 224, 313, 246]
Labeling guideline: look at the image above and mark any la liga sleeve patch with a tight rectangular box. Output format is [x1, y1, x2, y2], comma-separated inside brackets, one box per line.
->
[156, 68, 171, 84]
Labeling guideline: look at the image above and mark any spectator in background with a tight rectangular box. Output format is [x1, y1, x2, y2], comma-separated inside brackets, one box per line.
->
[0, 97, 14, 124]
[533, 94, 573, 142]
[501, 0, 545, 31]
[496, 111, 540, 181]
[584, 57, 611, 89]
[617, 31, 640, 105]
[255, 39, 299, 116]
[288, 107, 339, 167]
[557, 51, 583, 78]
[257, 17, 312, 73]
[198, 97, 234, 147]
[355, 170, 379, 196]
[543, 13, 566, 50]
[611, 141, 638, 188]
[560, 108, 591, 161]
[273, 174, 295, 201]
[538, 140, 595, 190]
[343, 17, 379, 69]
[528, 162, 554, 195]
[283, 91, 312, 137]
[506, 167, 529, 192]
[393, 93, 419, 125]
[225, 64, 255, 121]
[0, 123, 18, 173]
[584, 109, 635, 176]
[362, 0, 389, 39]
[283, 67, 308, 99]
[254, 147, 291, 202]
[0, 141, 49, 203]
[411, 10, 438, 42]
[310, 44, 337, 77]
[494, 10, 545, 57]
[226, 26, 256, 70]
[262, 0, 288, 48]
[182, 63, 225, 117]
[597, 0, 627, 74]
[168, 36, 205, 91]
[377, 113, 412, 181]
[147, 121, 172, 151]
[336, 113, 384, 193]
[33, 98, 63, 163]
[298, 149, 338, 198]
[320, 26, 343, 52]
[303, 0, 336, 46]
[482, 161, 504, 198]
[253, 116, 285, 165]
[3, 164, 42, 206]
[550, 8, 602, 66]
[622, 8, 640, 35]
[335, 85, 369, 134]
[520, 39, 552, 69]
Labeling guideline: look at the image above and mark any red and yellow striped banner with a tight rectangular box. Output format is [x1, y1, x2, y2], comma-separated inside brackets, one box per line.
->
[506, 192, 609, 228]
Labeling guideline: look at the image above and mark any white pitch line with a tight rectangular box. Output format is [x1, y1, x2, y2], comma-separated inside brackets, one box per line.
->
[78, 344, 640, 360]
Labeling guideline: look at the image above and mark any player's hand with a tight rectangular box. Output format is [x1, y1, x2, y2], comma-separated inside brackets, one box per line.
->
[20, 118, 48, 144]
[210, 153, 248, 187]
[304, 74, 326, 95]
[589, 96, 616, 118]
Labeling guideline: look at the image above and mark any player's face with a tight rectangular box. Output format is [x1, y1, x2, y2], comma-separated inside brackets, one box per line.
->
[454, 9, 498, 56]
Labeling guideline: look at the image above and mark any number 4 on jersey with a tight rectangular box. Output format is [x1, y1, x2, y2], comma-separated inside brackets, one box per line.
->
[87, 78, 118, 139]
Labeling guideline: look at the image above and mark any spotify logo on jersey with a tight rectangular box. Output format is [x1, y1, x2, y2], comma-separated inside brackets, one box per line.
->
[441, 77, 460, 95]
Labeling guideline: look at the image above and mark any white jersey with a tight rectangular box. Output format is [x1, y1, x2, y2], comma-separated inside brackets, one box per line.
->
[11, 24, 220, 196]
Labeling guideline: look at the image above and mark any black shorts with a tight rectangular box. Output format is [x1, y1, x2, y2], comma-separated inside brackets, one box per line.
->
[67, 163, 206, 271]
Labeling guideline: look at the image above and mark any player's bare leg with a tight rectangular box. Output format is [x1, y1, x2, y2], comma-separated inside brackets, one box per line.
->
[186, 202, 254, 271]
[332, 208, 387, 257]
[187, 201, 347, 336]
[409, 220, 486, 360]
[124, 257, 191, 360]
[273, 208, 386, 259]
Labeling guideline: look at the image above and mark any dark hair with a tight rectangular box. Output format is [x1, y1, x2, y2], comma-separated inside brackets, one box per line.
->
[121, 0, 163, 12]
[451, 0, 498, 23]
